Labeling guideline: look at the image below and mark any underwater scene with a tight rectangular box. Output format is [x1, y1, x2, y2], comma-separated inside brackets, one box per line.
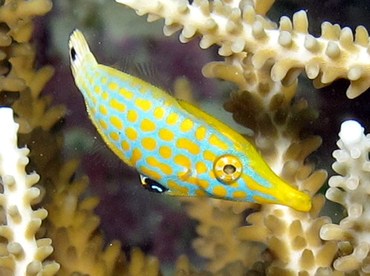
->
[0, 0, 370, 275]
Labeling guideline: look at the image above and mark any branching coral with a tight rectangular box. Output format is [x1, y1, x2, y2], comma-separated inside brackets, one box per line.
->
[182, 198, 262, 273]
[227, 81, 337, 274]
[0, 0, 52, 93]
[0, 1, 64, 274]
[115, 0, 363, 274]
[321, 121, 370, 274]
[1, 0, 370, 274]
[116, 0, 370, 99]
[44, 159, 126, 275]
[0, 0, 139, 274]
[0, 107, 59, 275]
[0, 0, 65, 133]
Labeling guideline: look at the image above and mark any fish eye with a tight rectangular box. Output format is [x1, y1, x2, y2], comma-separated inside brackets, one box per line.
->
[213, 155, 242, 184]
[140, 175, 169, 194]
[70, 47, 77, 61]
[223, 164, 236, 174]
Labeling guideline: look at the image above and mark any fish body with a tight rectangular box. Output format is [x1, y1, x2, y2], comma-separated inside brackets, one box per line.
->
[69, 29, 312, 212]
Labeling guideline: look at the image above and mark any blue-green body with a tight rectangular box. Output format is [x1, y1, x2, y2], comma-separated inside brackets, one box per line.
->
[69, 29, 312, 211]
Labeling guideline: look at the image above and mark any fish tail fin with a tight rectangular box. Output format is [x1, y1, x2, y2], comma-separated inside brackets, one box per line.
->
[69, 29, 97, 76]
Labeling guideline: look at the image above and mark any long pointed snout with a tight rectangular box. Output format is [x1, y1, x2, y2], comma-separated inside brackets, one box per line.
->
[246, 170, 312, 212]
[279, 186, 312, 212]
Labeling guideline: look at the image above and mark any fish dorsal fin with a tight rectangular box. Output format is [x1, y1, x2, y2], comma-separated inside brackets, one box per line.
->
[176, 99, 249, 148]
[132, 62, 172, 93]
[111, 58, 171, 93]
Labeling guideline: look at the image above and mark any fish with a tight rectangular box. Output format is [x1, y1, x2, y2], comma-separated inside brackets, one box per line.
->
[68, 29, 312, 212]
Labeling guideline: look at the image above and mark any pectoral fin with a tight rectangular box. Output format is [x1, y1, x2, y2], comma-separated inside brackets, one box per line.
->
[139, 174, 169, 194]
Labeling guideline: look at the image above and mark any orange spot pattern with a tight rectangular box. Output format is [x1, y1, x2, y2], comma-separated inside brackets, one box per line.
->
[213, 186, 227, 197]
[94, 85, 102, 94]
[166, 113, 179, 125]
[99, 105, 108, 115]
[99, 119, 108, 129]
[121, 140, 130, 151]
[159, 146, 172, 159]
[142, 137, 157, 151]
[119, 88, 134, 99]
[110, 132, 119, 141]
[140, 166, 162, 181]
[108, 82, 119, 90]
[168, 180, 189, 195]
[180, 118, 193, 132]
[159, 129, 174, 141]
[109, 98, 126, 112]
[195, 126, 207, 140]
[140, 119, 156, 132]
[233, 191, 247, 199]
[130, 148, 142, 165]
[154, 107, 165, 119]
[174, 154, 191, 168]
[127, 110, 138, 123]
[146, 157, 173, 175]
[176, 138, 200, 155]
[125, 127, 138, 140]
[195, 161, 207, 174]
[136, 98, 152, 111]
[110, 116, 124, 129]
[209, 134, 228, 150]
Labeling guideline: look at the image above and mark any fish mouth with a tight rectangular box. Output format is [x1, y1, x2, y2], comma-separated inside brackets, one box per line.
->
[283, 189, 312, 212]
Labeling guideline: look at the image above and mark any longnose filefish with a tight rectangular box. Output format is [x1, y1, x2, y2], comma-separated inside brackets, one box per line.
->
[69, 29, 312, 212]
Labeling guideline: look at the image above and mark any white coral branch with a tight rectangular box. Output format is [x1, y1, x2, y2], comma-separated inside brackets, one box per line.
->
[321, 120, 370, 273]
[116, 0, 370, 98]
[0, 107, 59, 275]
